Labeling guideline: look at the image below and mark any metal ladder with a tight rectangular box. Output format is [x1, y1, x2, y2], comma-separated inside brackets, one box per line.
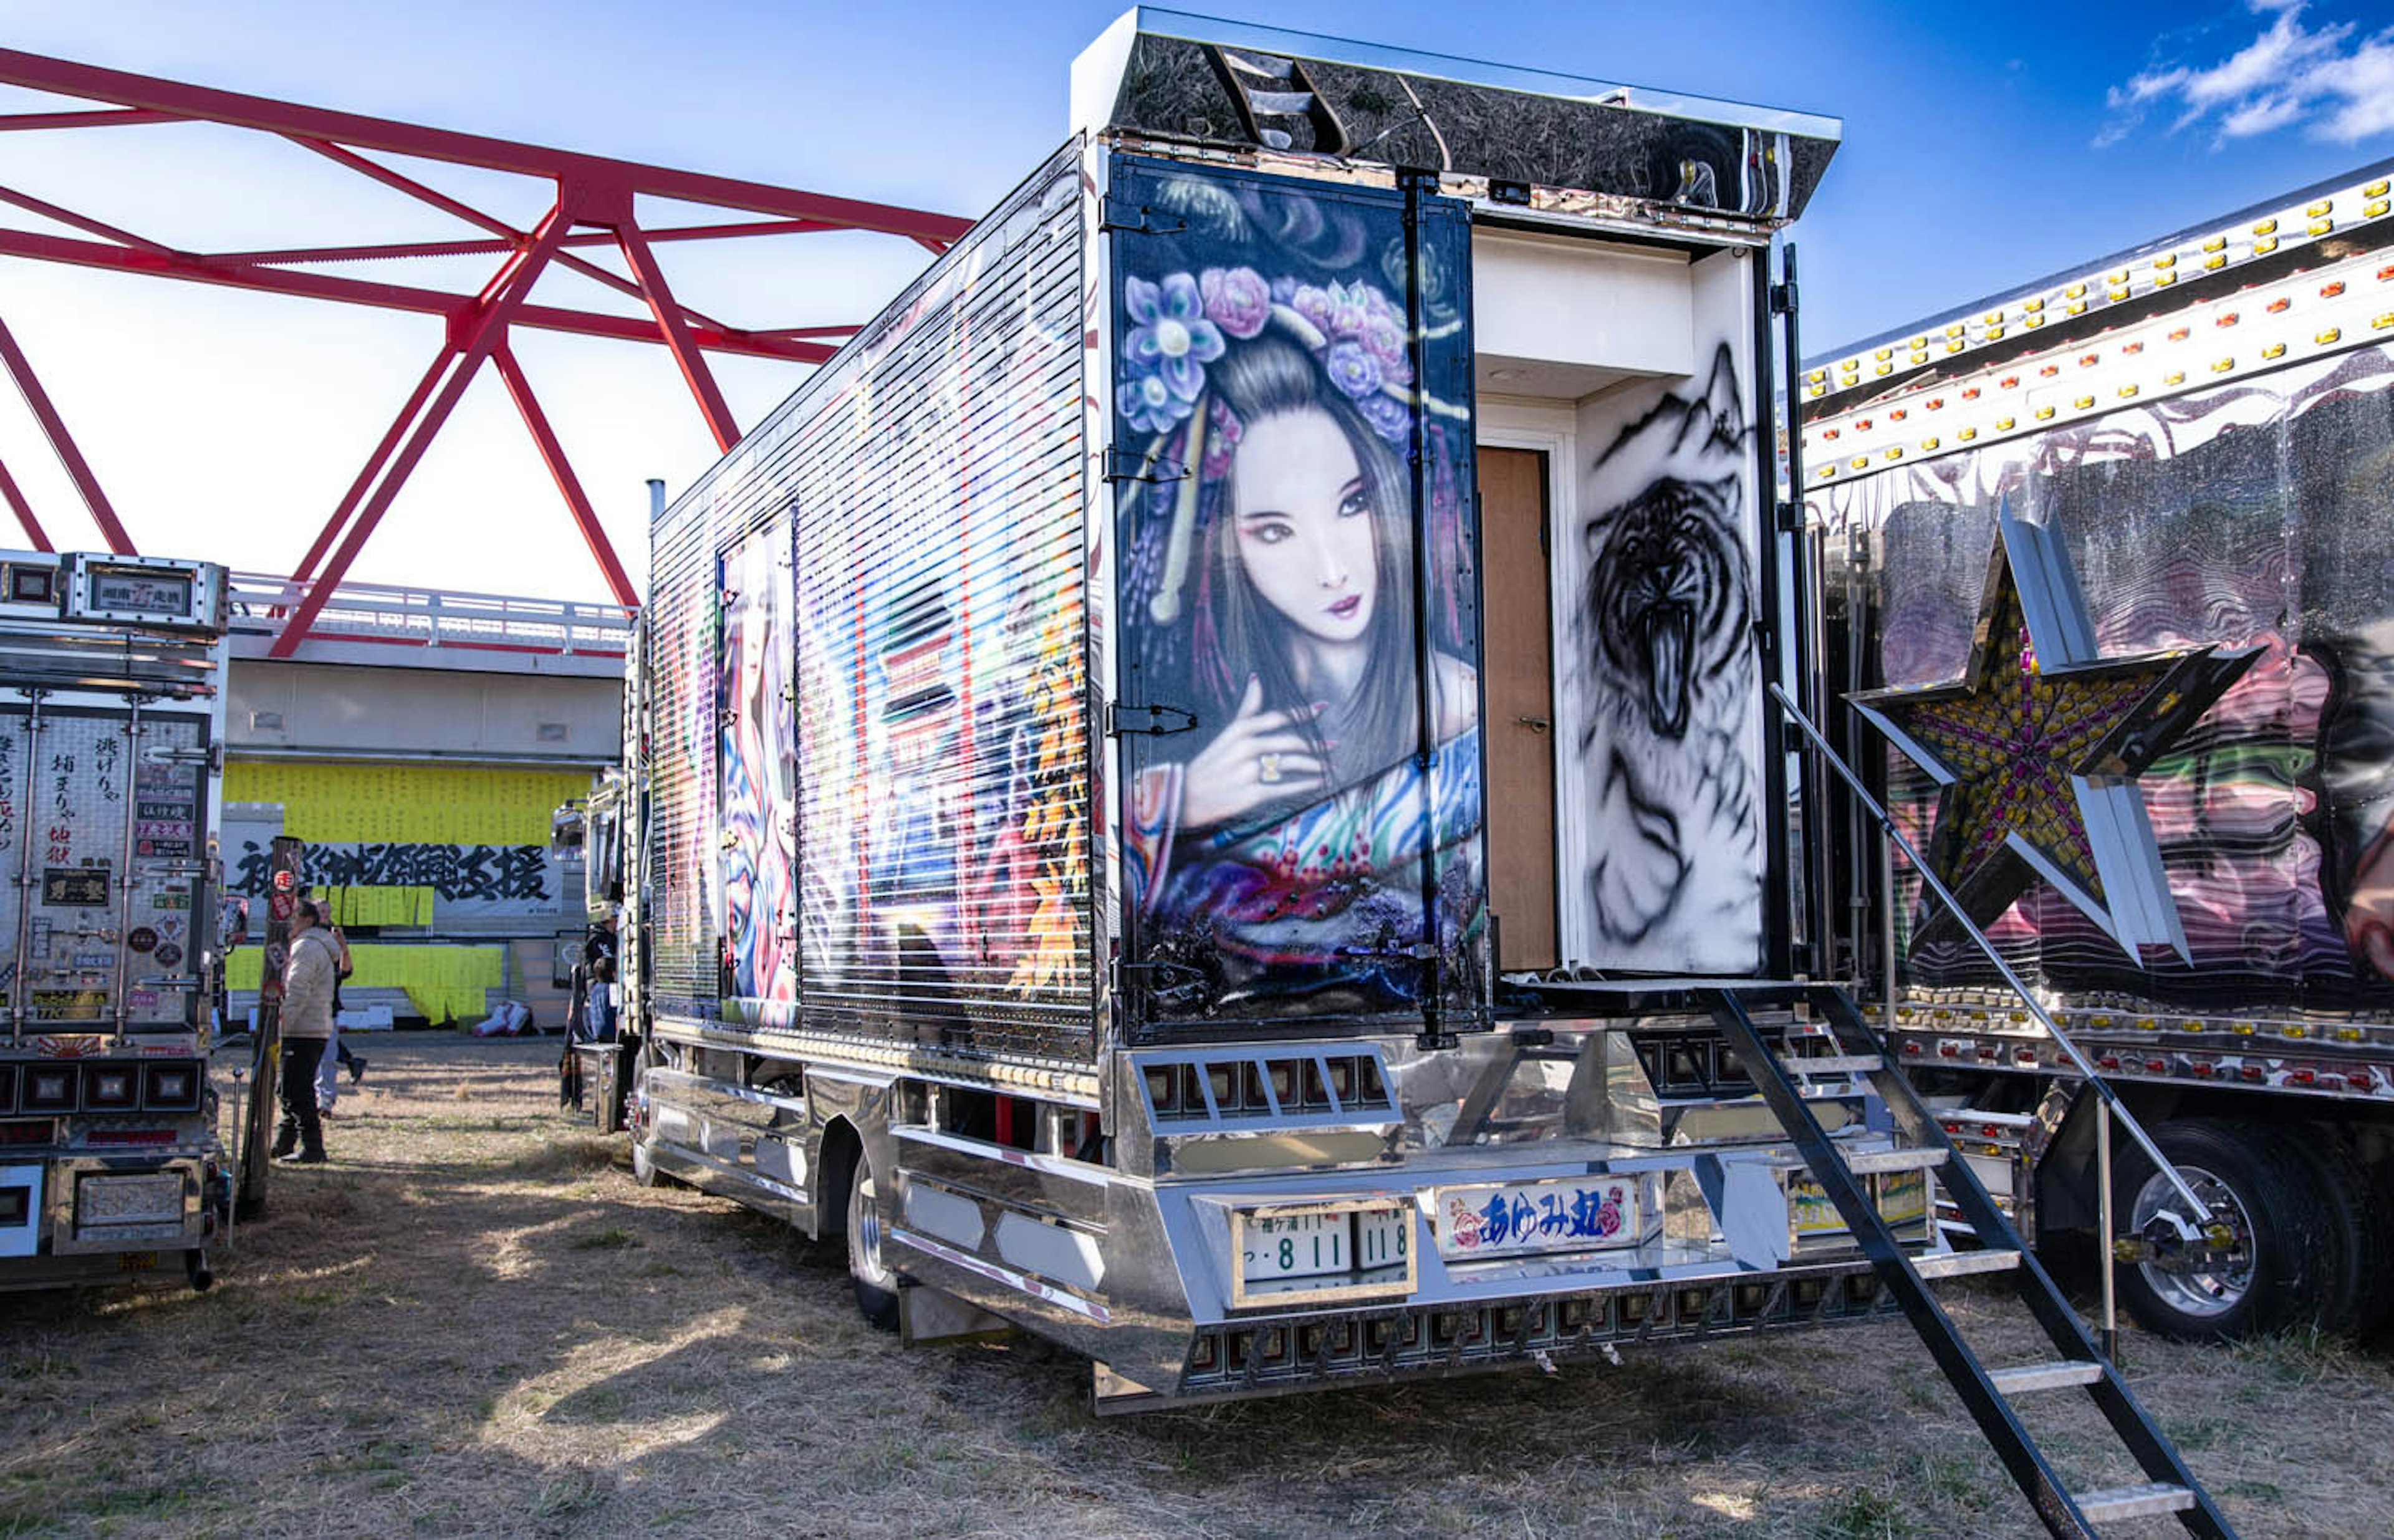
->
[1708, 981, 2231, 1538]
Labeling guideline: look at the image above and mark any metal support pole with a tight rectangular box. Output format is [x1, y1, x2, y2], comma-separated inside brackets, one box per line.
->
[291, 345, 456, 584]
[7, 690, 43, 1044]
[2098, 1094, 2119, 1364]
[493, 345, 640, 607]
[1880, 827, 1898, 1037]
[612, 219, 741, 451]
[108, 696, 144, 1046]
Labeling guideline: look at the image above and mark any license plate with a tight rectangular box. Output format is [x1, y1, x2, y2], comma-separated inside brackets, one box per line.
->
[1241, 1210, 1352, 1281]
[1231, 1201, 1414, 1306]
[115, 1251, 159, 1273]
[77, 1173, 183, 1225]
[1879, 1170, 1930, 1228]
[1791, 1169, 1931, 1236]
[1435, 1177, 1642, 1260]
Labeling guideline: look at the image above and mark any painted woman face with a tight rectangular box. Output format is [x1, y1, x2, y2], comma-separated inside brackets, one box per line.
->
[1229, 407, 1378, 645]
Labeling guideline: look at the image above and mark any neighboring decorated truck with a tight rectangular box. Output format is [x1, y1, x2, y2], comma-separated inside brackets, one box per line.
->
[576, 9, 2052, 1412]
[1805, 156, 2394, 1340]
[0, 550, 230, 1289]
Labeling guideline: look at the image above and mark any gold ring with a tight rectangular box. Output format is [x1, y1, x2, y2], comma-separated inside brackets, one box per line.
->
[1259, 753, 1282, 784]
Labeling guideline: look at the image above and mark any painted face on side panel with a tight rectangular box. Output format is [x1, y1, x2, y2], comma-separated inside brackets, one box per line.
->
[1229, 408, 1377, 645]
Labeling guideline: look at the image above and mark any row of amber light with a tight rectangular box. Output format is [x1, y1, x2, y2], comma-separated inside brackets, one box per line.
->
[1801, 245, 2394, 481]
[1809, 173, 2392, 398]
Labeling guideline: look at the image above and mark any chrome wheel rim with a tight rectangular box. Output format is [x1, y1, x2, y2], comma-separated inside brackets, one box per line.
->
[850, 1163, 893, 1291]
[2130, 1161, 2257, 1319]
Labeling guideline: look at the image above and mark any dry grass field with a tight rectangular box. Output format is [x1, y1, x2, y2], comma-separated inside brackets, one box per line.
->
[0, 1034, 2388, 1539]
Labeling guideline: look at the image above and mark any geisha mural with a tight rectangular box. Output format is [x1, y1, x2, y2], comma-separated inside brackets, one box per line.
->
[1111, 159, 1486, 1030]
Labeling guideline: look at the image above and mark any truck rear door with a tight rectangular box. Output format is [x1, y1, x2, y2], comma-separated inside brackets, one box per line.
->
[1107, 153, 1488, 1041]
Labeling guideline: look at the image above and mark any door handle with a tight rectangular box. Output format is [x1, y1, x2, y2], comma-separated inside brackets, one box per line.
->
[1514, 716, 1550, 734]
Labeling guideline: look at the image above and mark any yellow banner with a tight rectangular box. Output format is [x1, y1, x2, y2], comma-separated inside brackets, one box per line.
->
[224, 762, 592, 845]
[227, 942, 504, 1024]
[317, 885, 435, 928]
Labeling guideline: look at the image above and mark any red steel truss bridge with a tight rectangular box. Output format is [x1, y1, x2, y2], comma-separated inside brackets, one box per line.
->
[0, 49, 970, 654]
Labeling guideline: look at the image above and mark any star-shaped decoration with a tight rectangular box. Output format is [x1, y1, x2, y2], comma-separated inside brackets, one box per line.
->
[1848, 501, 2259, 960]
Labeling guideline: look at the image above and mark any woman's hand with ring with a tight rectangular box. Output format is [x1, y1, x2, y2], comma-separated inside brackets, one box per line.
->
[1180, 676, 1328, 828]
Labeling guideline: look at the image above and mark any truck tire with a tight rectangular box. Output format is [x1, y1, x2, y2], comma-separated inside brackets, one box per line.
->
[2276, 1130, 2394, 1338]
[846, 1148, 900, 1332]
[2112, 1119, 2325, 1341]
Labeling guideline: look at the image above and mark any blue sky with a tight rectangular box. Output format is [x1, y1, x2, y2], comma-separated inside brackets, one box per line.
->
[2, 0, 2390, 597]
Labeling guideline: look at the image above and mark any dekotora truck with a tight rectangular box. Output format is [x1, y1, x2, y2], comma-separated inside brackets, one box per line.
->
[0, 550, 230, 1289]
[595, 32, 2241, 1519]
[1805, 155, 2394, 1345]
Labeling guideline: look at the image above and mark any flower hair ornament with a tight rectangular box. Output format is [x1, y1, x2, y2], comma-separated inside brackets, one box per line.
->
[1118, 267, 1468, 625]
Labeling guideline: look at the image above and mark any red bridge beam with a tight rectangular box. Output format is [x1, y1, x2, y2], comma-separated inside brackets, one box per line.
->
[0, 314, 134, 554]
[0, 228, 841, 364]
[0, 47, 964, 608]
[268, 203, 574, 657]
[0, 49, 973, 248]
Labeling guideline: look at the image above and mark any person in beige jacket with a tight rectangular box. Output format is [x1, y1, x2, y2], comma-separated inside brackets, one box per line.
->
[273, 900, 340, 1164]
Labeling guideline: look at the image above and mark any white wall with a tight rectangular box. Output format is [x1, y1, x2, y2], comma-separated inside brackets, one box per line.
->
[1473, 229, 1691, 401]
[229, 660, 621, 764]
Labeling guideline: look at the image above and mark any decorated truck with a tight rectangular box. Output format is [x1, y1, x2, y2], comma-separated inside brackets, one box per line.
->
[0, 549, 231, 1289]
[1804, 155, 2394, 1344]
[600, 8, 1918, 1407]
[595, 26, 2242, 1531]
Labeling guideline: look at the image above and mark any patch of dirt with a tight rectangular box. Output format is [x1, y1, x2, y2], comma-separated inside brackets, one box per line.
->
[0, 1035, 2386, 1538]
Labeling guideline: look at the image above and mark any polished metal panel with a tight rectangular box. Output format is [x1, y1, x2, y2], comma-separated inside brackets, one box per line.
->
[1073, 9, 1840, 225]
[893, 1124, 1112, 1231]
[48, 1155, 202, 1254]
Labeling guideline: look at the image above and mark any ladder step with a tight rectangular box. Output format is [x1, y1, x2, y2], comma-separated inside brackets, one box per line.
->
[1844, 1146, 1949, 1175]
[1777, 1054, 1882, 1076]
[1912, 1246, 2021, 1279]
[2073, 1483, 2194, 1523]
[1988, 1359, 2105, 1395]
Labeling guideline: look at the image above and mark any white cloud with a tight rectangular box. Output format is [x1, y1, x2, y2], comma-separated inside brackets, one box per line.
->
[2098, 1, 2394, 148]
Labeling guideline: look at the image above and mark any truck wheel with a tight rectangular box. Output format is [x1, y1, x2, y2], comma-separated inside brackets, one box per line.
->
[2113, 1119, 2322, 1341]
[2277, 1130, 2394, 1338]
[846, 1150, 900, 1333]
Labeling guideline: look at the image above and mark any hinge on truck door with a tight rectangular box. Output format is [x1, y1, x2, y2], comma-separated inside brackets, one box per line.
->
[1101, 446, 1188, 484]
[1112, 957, 1206, 1004]
[1107, 702, 1197, 738]
[1099, 191, 1186, 236]
[1770, 279, 1798, 315]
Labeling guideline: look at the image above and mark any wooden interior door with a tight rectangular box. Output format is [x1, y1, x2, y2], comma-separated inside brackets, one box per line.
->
[1478, 446, 1558, 971]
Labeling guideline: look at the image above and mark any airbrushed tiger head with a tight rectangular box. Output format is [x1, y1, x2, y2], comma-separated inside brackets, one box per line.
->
[1585, 472, 1749, 741]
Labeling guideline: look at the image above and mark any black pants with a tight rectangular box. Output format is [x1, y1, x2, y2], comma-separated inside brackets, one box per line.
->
[276, 1036, 328, 1157]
